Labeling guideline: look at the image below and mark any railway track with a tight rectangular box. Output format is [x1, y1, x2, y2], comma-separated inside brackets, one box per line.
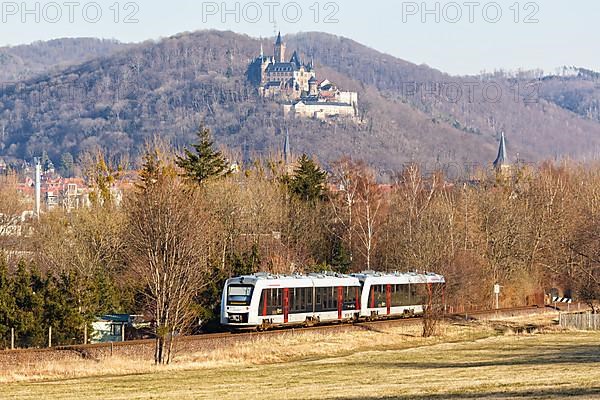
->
[0, 305, 550, 360]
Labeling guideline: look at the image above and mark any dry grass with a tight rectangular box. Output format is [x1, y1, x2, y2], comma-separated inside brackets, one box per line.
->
[0, 322, 489, 384]
[2, 315, 600, 399]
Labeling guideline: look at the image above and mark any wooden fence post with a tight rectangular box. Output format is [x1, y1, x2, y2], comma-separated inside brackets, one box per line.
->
[84, 324, 88, 345]
[48, 326, 52, 348]
[559, 313, 562, 328]
[10, 327, 14, 350]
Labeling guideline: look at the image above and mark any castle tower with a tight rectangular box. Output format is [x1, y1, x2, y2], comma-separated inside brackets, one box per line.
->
[274, 32, 286, 63]
[308, 76, 318, 96]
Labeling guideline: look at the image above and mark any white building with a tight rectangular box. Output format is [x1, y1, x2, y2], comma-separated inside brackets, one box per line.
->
[283, 100, 357, 120]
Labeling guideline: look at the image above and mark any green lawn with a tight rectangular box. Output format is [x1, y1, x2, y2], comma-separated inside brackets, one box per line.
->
[2, 330, 600, 399]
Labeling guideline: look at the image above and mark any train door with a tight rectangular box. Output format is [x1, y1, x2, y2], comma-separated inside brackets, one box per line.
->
[262, 289, 268, 316]
[386, 284, 391, 315]
[337, 286, 343, 319]
[283, 288, 289, 323]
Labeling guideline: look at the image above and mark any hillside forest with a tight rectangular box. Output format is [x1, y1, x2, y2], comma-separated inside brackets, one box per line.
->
[1, 32, 600, 174]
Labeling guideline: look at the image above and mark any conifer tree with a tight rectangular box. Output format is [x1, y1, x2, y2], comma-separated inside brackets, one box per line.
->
[0, 255, 14, 348]
[176, 126, 230, 185]
[137, 146, 176, 191]
[288, 154, 328, 203]
[43, 272, 85, 346]
[330, 240, 352, 274]
[11, 260, 44, 347]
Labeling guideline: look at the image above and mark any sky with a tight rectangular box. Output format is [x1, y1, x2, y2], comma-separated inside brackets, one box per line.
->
[0, 0, 597, 76]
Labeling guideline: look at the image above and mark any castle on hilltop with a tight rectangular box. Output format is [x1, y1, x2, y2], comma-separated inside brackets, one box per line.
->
[247, 33, 359, 121]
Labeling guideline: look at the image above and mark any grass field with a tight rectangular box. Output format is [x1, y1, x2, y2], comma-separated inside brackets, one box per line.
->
[2, 318, 600, 399]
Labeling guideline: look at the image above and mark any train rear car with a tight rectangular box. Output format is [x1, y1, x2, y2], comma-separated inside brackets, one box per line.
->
[354, 271, 445, 319]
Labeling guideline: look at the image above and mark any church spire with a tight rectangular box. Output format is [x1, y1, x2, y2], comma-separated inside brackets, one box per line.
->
[283, 128, 291, 164]
[493, 132, 509, 170]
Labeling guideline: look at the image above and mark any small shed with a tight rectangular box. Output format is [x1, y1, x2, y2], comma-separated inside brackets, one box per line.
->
[91, 314, 146, 344]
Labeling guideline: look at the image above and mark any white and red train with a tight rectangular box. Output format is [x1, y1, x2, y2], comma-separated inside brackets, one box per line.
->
[220, 271, 445, 330]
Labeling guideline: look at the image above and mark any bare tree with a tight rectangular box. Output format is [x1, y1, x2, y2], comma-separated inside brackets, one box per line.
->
[330, 158, 361, 266]
[0, 174, 28, 249]
[124, 150, 213, 364]
[330, 159, 386, 270]
[422, 283, 445, 338]
[34, 205, 126, 317]
[354, 168, 384, 271]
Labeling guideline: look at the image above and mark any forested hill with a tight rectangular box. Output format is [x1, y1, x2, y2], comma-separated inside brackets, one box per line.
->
[0, 38, 129, 82]
[1, 30, 600, 173]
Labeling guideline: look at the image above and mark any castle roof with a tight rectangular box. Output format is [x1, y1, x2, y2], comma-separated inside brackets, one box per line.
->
[319, 91, 336, 99]
[266, 62, 296, 73]
[290, 51, 302, 68]
[493, 132, 509, 168]
[275, 32, 283, 45]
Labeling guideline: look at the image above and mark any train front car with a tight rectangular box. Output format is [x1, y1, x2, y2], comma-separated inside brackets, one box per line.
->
[221, 273, 362, 330]
[355, 271, 446, 320]
[220, 275, 260, 329]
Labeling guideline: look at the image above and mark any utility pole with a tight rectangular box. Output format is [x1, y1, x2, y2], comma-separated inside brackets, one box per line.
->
[35, 158, 42, 219]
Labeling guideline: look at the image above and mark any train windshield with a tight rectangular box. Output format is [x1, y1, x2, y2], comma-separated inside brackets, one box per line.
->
[227, 285, 254, 306]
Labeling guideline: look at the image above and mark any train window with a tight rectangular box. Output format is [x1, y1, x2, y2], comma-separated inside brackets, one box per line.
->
[263, 288, 283, 315]
[322, 288, 328, 311]
[227, 285, 254, 306]
[331, 287, 337, 310]
[370, 285, 387, 308]
[316, 287, 337, 312]
[316, 288, 322, 311]
[289, 288, 311, 313]
[390, 285, 398, 307]
[411, 284, 429, 305]
[343, 286, 358, 310]
[392, 284, 410, 307]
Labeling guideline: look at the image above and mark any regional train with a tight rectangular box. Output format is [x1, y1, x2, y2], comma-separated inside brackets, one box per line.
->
[220, 271, 445, 330]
